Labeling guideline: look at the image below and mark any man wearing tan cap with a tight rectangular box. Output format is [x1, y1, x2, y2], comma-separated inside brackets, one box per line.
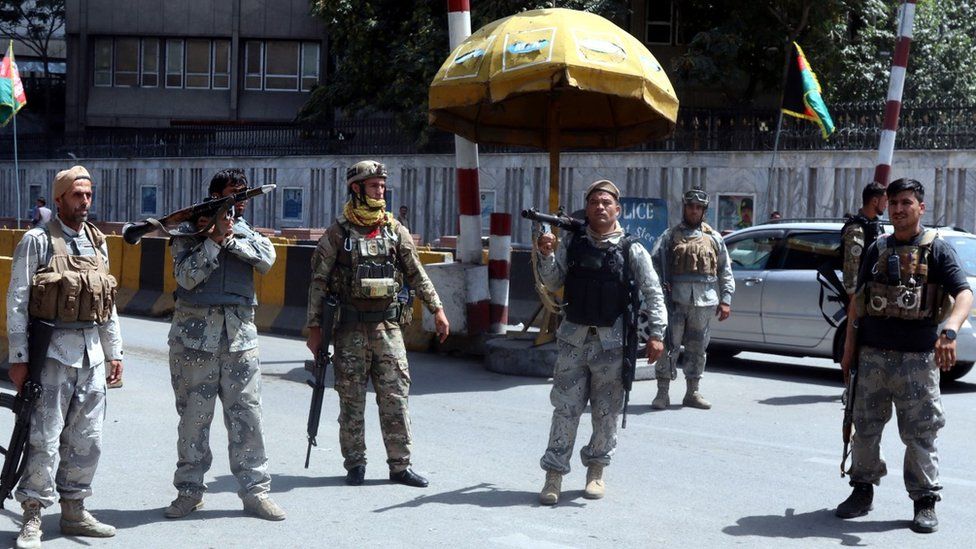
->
[6, 166, 123, 548]
[534, 179, 667, 505]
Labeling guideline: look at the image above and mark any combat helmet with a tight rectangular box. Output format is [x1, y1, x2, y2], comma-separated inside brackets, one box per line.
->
[683, 188, 709, 208]
[346, 160, 388, 204]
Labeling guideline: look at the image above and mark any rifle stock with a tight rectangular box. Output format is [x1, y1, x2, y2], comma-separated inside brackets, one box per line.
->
[621, 239, 640, 429]
[305, 294, 338, 469]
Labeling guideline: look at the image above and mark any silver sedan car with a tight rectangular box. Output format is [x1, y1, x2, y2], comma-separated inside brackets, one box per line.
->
[709, 221, 976, 382]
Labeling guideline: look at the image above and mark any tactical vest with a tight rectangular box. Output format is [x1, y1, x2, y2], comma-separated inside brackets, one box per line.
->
[858, 229, 951, 321]
[563, 234, 633, 327]
[29, 221, 117, 328]
[841, 212, 883, 265]
[332, 220, 406, 321]
[669, 223, 719, 282]
[174, 219, 257, 307]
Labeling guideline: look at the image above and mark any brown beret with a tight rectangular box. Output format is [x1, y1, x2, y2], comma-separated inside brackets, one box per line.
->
[585, 179, 620, 200]
[53, 166, 92, 199]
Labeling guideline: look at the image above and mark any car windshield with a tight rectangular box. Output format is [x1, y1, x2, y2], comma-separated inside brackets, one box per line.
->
[945, 235, 976, 277]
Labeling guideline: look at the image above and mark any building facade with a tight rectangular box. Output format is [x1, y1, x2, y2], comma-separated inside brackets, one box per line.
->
[64, 0, 327, 130]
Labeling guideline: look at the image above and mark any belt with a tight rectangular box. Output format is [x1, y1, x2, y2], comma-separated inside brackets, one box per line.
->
[338, 303, 401, 324]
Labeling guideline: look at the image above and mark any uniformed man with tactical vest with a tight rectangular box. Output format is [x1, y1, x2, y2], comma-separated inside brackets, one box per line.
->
[650, 189, 734, 410]
[305, 160, 450, 488]
[7, 166, 123, 548]
[841, 182, 887, 296]
[836, 178, 972, 533]
[535, 179, 667, 505]
[164, 169, 285, 521]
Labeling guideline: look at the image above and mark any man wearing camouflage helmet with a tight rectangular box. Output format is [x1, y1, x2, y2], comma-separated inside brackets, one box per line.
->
[650, 188, 734, 410]
[535, 179, 667, 505]
[305, 160, 450, 488]
[7, 166, 123, 548]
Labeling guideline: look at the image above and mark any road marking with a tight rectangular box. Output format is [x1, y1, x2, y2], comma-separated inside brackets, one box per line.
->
[805, 456, 976, 487]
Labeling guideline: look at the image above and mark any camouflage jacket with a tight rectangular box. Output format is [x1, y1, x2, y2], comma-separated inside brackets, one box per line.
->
[168, 218, 276, 353]
[6, 217, 124, 366]
[306, 216, 442, 330]
[652, 222, 735, 307]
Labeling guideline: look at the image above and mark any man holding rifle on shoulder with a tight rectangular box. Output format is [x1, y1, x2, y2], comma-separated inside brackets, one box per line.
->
[836, 178, 972, 534]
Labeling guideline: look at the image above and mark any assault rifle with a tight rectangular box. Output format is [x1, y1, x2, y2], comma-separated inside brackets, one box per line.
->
[0, 319, 55, 508]
[840, 322, 858, 477]
[656, 238, 678, 380]
[304, 294, 338, 468]
[122, 184, 276, 245]
[520, 208, 585, 234]
[621, 237, 640, 428]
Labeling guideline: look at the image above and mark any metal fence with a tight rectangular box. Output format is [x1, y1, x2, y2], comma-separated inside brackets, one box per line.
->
[3, 101, 975, 160]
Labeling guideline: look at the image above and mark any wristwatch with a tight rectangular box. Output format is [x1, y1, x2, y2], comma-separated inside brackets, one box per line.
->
[941, 329, 958, 341]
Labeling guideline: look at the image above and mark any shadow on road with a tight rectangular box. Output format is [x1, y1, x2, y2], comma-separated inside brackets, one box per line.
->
[709, 355, 841, 387]
[207, 473, 347, 494]
[723, 507, 907, 546]
[371, 483, 583, 512]
[93, 506, 244, 529]
[757, 394, 841, 406]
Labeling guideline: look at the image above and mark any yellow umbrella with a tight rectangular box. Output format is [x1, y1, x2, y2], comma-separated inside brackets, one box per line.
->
[429, 7, 679, 212]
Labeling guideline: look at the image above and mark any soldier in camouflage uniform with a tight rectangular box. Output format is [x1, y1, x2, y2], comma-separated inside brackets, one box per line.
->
[164, 169, 285, 521]
[305, 160, 450, 488]
[650, 189, 734, 410]
[7, 166, 122, 548]
[841, 182, 887, 296]
[837, 178, 972, 534]
[535, 179, 667, 505]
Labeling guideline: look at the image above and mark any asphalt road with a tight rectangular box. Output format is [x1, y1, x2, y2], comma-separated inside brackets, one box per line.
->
[2, 316, 975, 548]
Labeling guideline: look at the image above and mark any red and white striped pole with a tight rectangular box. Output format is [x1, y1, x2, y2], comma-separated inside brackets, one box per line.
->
[448, 0, 483, 264]
[873, 0, 917, 187]
[488, 213, 512, 334]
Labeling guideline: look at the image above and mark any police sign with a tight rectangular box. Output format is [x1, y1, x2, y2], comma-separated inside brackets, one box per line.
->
[619, 197, 668, 250]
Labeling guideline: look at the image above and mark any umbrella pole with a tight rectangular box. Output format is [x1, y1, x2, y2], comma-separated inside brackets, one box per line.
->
[547, 105, 561, 214]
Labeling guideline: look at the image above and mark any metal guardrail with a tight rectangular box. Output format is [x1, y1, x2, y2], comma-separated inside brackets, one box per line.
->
[2, 101, 975, 160]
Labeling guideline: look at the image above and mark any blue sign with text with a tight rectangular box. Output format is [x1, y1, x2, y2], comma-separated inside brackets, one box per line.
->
[619, 197, 669, 251]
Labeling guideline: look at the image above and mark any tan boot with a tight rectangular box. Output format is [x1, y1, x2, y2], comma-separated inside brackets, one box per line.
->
[243, 493, 286, 521]
[651, 379, 670, 410]
[164, 492, 203, 518]
[59, 498, 116, 537]
[682, 378, 712, 409]
[539, 470, 562, 506]
[583, 465, 605, 500]
[16, 499, 42, 549]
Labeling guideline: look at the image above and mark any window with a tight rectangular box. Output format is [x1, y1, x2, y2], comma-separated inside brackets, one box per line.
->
[301, 42, 319, 91]
[140, 186, 158, 215]
[946, 236, 976, 277]
[283, 188, 304, 220]
[94, 39, 113, 87]
[185, 39, 211, 88]
[727, 235, 779, 271]
[645, 0, 673, 45]
[245, 41, 263, 90]
[265, 41, 300, 90]
[213, 40, 230, 89]
[780, 232, 841, 270]
[166, 39, 184, 88]
[141, 39, 159, 87]
[113, 38, 139, 86]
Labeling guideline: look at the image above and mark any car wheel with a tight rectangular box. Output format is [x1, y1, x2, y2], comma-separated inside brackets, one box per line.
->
[942, 361, 974, 383]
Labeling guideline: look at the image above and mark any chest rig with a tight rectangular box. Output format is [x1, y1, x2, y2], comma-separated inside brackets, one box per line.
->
[333, 220, 408, 323]
[563, 234, 633, 327]
[669, 224, 719, 279]
[29, 221, 118, 327]
[858, 229, 950, 321]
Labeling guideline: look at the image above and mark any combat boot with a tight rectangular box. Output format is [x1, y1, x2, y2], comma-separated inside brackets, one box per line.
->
[539, 470, 562, 506]
[651, 379, 670, 410]
[682, 378, 712, 409]
[835, 482, 873, 518]
[583, 465, 605, 500]
[59, 498, 116, 537]
[242, 493, 286, 521]
[16, 499, 42, 549]
[911, 496, 939, 533]
[164, 492, 203, 518]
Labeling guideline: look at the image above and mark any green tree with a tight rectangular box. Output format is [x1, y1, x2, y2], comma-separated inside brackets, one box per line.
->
[299, 1, 627, 143]
[0, 0, 65, 129]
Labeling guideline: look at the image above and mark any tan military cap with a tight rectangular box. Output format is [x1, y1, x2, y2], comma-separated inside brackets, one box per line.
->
[585, 179, 620, 200]
[53, 165, 93, 199]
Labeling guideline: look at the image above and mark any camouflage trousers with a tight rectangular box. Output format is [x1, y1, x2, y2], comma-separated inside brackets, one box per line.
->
[333, 325, 412, 472]
[656, 304, 712, 380]
[850, 345, 946, 501]
[16, 357, 106, 508]
[169, 339, 270, 497]
[541, 334, 625, 475]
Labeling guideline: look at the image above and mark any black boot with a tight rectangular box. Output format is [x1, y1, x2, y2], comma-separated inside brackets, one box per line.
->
[345, 465, 366, 486]
[835, 482, 874, 518]
[911, 496, 939, 533]
[390, 468, 429, 488]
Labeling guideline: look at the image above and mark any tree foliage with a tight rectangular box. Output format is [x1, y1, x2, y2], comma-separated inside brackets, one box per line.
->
[0, 0, 64, 77]
[299, 1, 627, 141]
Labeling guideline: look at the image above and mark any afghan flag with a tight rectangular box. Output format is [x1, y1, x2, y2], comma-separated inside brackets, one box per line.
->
[782, 42, 834, 139]
[0, 41, 27, 127]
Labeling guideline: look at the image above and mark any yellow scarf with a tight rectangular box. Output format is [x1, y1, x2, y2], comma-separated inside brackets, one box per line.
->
[343, 196, 391, 227]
